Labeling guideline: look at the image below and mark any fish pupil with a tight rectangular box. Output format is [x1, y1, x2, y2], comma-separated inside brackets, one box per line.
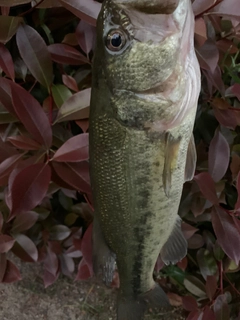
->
[111, 33, 122, 48]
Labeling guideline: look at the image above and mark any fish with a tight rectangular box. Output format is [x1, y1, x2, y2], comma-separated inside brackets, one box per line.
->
[89, 0, 201, 319]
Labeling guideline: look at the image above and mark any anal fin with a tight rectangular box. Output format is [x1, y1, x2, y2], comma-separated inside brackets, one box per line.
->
[185, 134, 197, 181]
[162, 132, 181, 197]
[92, 215, 116, 286]
[160, 217, 187, 265]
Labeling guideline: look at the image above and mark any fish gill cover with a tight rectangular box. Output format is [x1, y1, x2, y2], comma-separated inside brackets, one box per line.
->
[0, 0, 239, 319]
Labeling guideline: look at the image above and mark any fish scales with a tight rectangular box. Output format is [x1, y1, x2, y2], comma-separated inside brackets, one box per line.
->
[89, 0, 200, 319]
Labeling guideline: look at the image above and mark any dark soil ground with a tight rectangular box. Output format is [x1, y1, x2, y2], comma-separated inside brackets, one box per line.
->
[0, 256, 186, 320]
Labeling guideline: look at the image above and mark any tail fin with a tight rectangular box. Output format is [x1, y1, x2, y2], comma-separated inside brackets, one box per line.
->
[117, 283, 169, 320]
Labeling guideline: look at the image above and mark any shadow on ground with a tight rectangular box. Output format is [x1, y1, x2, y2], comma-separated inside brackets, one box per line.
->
[0, 256, 185, 320]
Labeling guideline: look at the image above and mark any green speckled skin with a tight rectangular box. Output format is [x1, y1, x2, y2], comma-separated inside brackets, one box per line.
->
[89, 0, 200, 299]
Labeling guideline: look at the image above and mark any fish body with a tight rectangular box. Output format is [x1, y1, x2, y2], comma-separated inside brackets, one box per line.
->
[89, 0, 200, 319]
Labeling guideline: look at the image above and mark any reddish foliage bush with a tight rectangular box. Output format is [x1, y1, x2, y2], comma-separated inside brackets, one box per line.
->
[0, 0, 240, 319]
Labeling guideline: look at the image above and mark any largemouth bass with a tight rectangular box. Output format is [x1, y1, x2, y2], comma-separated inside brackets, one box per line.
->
[89, 0, 201, 319]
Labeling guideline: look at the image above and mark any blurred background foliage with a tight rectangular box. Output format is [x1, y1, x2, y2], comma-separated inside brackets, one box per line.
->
[0, 0, 240, 319]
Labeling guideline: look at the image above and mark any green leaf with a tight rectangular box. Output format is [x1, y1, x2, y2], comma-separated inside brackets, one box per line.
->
[64, 213, 78, 226]
[16, 24, 53, 90]
[196, 248, 218, 280]
[11, 211, 38, 234]
[52, 84, 72, 108]
[49, 225, 71, 241]
[184, 275, 207, 298]
[11, 234, 38, 262]
[54, 88, 90, 123]
[0, 16, 23, 44]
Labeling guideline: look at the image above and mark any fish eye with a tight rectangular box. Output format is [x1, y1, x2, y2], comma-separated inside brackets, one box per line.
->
[106, 30, 126, 52]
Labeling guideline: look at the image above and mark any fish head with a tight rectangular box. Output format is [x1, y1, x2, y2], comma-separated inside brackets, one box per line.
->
[95, 0, 189, 93]
[93, 0, 200, 132]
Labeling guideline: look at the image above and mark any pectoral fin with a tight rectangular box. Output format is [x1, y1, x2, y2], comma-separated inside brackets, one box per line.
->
[160, 217, 187, 265]
[185, 134, 196, 181]
[92, 215, 116, 286]
[162, 132, 181, 197]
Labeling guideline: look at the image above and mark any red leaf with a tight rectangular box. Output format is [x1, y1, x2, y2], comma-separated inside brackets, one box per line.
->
[235, 172, 240, 210]
[55, 88, 91, 123]
[16, 24, 53, 89]
[0, 211, 3, 232]
[182, 295, 198, 312]
[208, 130, 230, 182]
[231, 83, 240, 101]
[0, 235, 15, 253]
[186, 311, 201, 320]
[75, 119, 89, 133]
[44, 246, 59, 277]
[0, 154, 23, 186]
[7, 135, 41, 150]
[212, 206, 240, 264]
[182, 222, 198, 239]
[76, 20, 95, 54]
[177, 256, 188, 271]
[52, 133, 89, 162]
[194, 172, 219, 204]
[202, 306, 216, 320]
[167, 292, 182, 307]
[192, 0, 216, 16]
[11, 211, 38, 234]
[2, 259, 21, 283]
[35, 0, 62, 8]
[0, 77, 17, 117]
[1, 7, 10, 15]
[213, 108, 238, 130]
[194, 18, 207, 47]
[11, 83, 52, 148]
[0, 138, 19, 162]
[0, 253, 7, 282]
[75, 258, 92, 280]
[0, 43, 14, 79]
[205, 275, 217, 300]
[81, 223, 93, 272]
[202, 66, 225, 97]
[10, 163, 51, 217]
[211, 0, 240, 19]
[52, 161, 91, 194]
[11, 234, 38, 262]
[0, 16, 23, 44]
[62, 74, 78, 92]
[43, 268, 59, 288]
[187, 234, 204, 249]
[59, 0, 100, 26]
[196, 39, 219, 73]
[213, 294, 230, 320]
[0, 0, 31, 5]
[48, 43, 89, 65]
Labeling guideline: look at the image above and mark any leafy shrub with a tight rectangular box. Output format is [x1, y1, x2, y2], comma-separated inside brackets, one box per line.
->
[0, 0, 240, 319]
